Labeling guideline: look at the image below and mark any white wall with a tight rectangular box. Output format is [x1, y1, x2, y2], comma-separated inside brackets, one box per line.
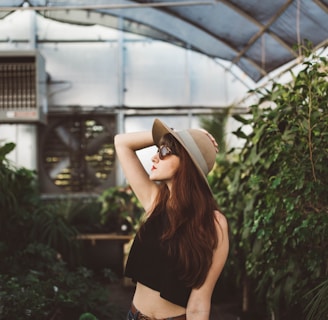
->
[0, 11, 252, 179]
[0, 124, 37, 170]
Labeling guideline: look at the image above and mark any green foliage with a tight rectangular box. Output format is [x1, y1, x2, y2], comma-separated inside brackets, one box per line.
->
[98, 185, 143, 233]
[0, 143, 123, 319]
[0, 142, 15, 162]
[62, 197, 103, 233]
[200, 109, 230, 154]
[29, 205, 80, 265]
[0, 243, 112, 320]
[211, 52, 328, 318]
[62, 185, 143, 235]
[0, 143, 40, 247]
[305, 278, 328, 320]
[79, 313, 99, 320]
[0, 143, 80, 263]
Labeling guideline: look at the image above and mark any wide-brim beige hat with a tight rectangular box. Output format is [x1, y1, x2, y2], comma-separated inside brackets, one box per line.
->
[152, 118, 217, 188]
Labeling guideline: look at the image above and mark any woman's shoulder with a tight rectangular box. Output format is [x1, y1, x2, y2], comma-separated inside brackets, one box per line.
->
[214, 210, 227, 225]
[214, 210, 229, 238]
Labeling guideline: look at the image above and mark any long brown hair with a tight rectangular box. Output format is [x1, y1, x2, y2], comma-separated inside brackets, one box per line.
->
[151, 133, 219, 288]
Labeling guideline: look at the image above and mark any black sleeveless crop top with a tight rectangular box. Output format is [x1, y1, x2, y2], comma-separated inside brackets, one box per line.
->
[124, 209, 191, 308]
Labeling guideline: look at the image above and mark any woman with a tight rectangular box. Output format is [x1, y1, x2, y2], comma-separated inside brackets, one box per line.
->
[114, 118, 229, 320]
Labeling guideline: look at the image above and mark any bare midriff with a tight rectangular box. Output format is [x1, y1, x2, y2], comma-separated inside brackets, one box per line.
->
[132, 282, 186, 318]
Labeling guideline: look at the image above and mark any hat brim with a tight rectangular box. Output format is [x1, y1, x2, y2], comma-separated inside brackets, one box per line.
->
[152, 118, 212, 192]
[153, 118, 195, 160]
[152, 118, 176, 147]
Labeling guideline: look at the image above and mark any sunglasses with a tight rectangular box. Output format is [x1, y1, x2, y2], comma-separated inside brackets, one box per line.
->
[157, 145, 177, 160]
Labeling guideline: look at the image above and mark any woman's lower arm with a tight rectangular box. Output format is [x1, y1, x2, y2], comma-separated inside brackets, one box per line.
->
[114, 131, 154, 151]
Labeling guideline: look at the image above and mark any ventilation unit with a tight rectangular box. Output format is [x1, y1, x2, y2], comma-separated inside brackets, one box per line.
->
[38, 114, 116, 194]
[0, 50, 47, 124]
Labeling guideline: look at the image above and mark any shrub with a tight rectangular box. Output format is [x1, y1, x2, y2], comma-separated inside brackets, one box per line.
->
[211, 50, 328, 318]
[0, 243, 112, 320]
[0, 143, 122, 319]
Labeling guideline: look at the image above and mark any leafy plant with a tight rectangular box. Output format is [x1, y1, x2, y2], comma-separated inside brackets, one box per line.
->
[305, 278, 328, 320]
[0, 143, 40, 251]
[0, 243, 113, 320]
[29, 205, 80, 265]
[98, 185, 143, 234]
[210, 50, 328, 318]
[55, 197, 104, 233]
[79, 313, 99, 320]
[63, 185, 143, 235]
[200, 109, 230, 154]
[0, 143, 123, 319]
[0, 142, 80, 258]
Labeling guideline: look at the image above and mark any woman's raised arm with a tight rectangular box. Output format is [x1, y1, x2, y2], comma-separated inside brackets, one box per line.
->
[114, 131, 159, 212]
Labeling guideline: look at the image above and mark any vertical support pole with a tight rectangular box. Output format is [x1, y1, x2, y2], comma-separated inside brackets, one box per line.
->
[185, 45, 193, 127]
[28, 6, 37, 49]
[116, 17, 126, 186]
[117, 16, 125, 109]
[26, 2, 38, 171]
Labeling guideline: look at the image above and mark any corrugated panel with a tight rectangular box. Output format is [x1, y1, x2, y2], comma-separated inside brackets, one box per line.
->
[0, 0, 327, 82]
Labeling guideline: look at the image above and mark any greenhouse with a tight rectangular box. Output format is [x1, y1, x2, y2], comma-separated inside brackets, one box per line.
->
[0, 1, 327, 319]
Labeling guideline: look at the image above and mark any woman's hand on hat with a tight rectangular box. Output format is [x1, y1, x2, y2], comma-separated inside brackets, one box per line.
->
[199, 129, 219, 153]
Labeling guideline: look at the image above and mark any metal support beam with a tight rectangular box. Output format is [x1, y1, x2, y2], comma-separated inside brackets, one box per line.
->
[0, 1, 214, 11]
